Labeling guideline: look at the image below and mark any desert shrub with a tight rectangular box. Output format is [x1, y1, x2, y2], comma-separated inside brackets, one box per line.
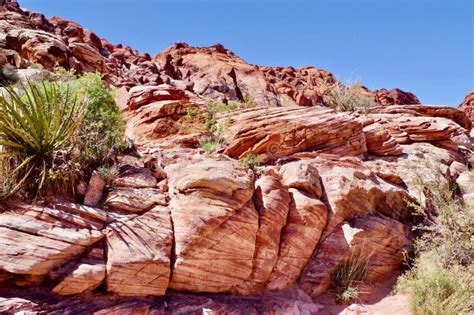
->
[320, 80, 377, 113]
[71, 72, 126, 171]
[240, 154, 261, 169]
[185, 107, 200, 121]
[397, 159, 474, 314]
[241, 95, 257, 109]
[202, 104, 232, 152]
[0, 81, 86, 196]
[208, 101, 237, 113]
[0, 70, 126, 197]
[397, 252, 472, 315]
[330, 251, 370, 303]
[97, 165, 118, 185]
[201, 142, 216, 153]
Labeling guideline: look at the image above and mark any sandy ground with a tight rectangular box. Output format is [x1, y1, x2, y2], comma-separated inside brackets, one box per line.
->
[315, 272, 412, 315]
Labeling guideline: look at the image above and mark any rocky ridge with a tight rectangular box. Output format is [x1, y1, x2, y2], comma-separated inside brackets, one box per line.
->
[1, 0, 473, 313]
[1, 0, 420, 107]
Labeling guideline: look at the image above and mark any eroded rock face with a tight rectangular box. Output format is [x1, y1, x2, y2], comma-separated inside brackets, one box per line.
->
[1, 0, 473, 310]
[155, 43, 282, 107]
[166, 157, 259, 293]
[300, 215, 410, 297]
[106, 206, 173, 296]
[0, 202, 105, 280]
[52, 260, 106, 296]
[261, 66, 420, 107]
[266, 188, 328, 291]
[221, 106, 367, 159]
[105, 187, 167, 213]
[235, 172, 290, 294]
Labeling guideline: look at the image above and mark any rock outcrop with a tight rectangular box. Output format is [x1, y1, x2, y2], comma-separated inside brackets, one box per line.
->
[220, 106, 367, 159]
[0, 201, 105, 285]
[166, 157, 258, 293]
[459, 91, 474, 122]
[106, 206, 173, 296]
[1, 0, 473, 313]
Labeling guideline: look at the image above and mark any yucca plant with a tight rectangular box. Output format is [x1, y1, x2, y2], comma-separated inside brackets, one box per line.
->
[0, 80, 86, 196]
[330, 250, 371, 303]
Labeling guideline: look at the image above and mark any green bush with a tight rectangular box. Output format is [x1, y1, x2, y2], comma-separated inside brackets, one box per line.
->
[321, 80, 377, 113]
[71, 72, 126, 171]
[397, 159, 474, 314]
[397, 252, 472, 315]
[0, 81, 86, 196]
[240, 154, 261, 170]
[0, 71, 125, 197]
[185, 107, 200, 121]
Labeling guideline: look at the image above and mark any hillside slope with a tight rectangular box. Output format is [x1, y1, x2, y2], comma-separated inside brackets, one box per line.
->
[0, 0, 472, 314]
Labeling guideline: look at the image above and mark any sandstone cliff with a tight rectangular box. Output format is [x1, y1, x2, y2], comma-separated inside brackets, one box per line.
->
[0, 0, 472, 313]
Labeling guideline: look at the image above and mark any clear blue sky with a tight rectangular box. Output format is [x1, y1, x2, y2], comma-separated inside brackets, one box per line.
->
[20, 0, 473, 106]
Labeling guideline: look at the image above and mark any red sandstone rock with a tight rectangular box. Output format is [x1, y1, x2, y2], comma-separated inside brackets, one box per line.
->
[166, 157, 258, 293]
[155, 43, 281, 107]
[299, 215, 410, 297]
[266, 188, 328, 291]
[84, 171, 106, 207]
[221, 106, 367, 159]
[105, 206, 173, 296]
[459, 91, 474, 122]
[235, 173, 290, 294]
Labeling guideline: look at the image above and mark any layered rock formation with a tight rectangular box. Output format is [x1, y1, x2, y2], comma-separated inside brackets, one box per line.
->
[1, 0, 473, 313]
[1, 1, 420, 107]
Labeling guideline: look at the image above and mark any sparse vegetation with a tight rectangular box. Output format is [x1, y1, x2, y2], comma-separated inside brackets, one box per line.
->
[0, 70, 125, 197]
[185, 107, 200, 121]
[241, 95, 257, 109]
[320, 80, 377, 113]
[201, 101, 234, 153]
[329, 251, 370, 304]
[240, 154, 261, 169]
[97, 165, 118, 184]
[397, 252, 472, 315]
[201, 142, 216, 153]
[397, 159, 474, 314]
[0, 81, 86, 196]
[68, 72, 126, 171]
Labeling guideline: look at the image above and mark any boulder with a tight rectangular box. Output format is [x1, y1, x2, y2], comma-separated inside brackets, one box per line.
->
[310, 157, 413, 231]
[235, 173, 291, 294]
[459, 91, 474, 122]
[84, 171, 106, 207]
[155, 43, 281, 106]
[166, 157, 259, 293]
[105, 206, 173, 296]
[0, 203, 104, 278]
[127, 84, 189, 110]
[300, 215, 410, 297]
[105, 187, 167, 212]
[52, 260, 106, 296]
[279, 160, 323, 197]
[114, 166, 157, 188]
[68, 42, 106, 71]
[266, 188, 328, 290]
[7, 29, 68, 69]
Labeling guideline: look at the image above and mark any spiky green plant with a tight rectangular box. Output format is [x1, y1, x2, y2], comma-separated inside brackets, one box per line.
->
[330, 251, 371, 303]
[0, 81, 86, 196]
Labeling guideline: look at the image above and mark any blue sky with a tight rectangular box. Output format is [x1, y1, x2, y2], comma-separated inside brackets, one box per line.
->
[20, 0, 473, 106]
